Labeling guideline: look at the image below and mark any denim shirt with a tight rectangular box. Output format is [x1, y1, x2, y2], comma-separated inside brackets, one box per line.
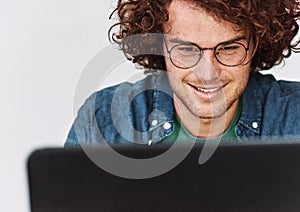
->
[65, 71, 300, 147]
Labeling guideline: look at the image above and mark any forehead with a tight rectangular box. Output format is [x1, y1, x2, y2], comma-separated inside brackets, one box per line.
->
[164, 0, 245, 45]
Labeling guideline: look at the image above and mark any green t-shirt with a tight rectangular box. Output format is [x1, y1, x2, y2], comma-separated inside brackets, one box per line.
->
[165, 99, 242, 142]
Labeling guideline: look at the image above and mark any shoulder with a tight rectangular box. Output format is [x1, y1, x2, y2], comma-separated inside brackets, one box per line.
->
[248, 72, 300, 136]
[65, 76, 150, 146]
[65, 71, 173, 146]
[250, 72, 300, 97]
[90, 71, 171, 111]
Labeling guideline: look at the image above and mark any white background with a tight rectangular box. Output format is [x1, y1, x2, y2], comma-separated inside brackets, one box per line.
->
[1, 0, 300, 211]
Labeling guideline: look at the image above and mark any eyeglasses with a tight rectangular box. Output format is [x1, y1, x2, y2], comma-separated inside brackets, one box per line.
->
[164, 37, 250, 69]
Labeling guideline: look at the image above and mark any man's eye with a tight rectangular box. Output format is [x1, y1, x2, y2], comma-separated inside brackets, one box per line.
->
[176, 45, 199, 54]
[219, 45, 241, 53]
[225, 45, 238, 50]
[179, 47, 196, 51]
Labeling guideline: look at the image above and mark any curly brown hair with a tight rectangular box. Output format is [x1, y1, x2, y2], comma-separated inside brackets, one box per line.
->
[109, 0, 300, 72]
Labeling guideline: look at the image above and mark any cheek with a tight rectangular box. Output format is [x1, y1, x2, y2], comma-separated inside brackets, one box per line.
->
[165, 57, 193, 80]
[168, 69, 192, 85]
[222, 64, 250, 91]
[233, 67, 250, 89]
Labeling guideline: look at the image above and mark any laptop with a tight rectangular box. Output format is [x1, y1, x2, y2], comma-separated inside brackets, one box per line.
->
[27, 142, 300, 212]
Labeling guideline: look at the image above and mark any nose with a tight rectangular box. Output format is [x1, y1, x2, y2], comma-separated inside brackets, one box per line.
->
[191, 50, 221, 81]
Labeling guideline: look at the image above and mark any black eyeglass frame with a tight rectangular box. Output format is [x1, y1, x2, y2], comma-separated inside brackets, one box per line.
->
[164, 36, 250, 69]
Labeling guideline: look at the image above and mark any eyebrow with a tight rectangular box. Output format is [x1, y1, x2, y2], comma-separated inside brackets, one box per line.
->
[168, 35, 247, 46]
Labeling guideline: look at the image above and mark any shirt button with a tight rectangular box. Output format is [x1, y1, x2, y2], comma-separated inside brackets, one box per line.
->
[252, 122, 258, 129]
[163, 122, 172, 130]
[151, 120, 158, 126]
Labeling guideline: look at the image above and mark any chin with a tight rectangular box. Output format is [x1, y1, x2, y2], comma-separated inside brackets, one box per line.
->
[192, 101, 231, 119]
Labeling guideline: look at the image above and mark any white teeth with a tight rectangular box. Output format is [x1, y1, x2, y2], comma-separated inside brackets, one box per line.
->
[197, 87, 220, 93]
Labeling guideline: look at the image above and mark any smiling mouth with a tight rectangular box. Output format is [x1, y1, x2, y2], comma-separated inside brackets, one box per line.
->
[196, 87, 222, 93]
[189, 83, 224, 93]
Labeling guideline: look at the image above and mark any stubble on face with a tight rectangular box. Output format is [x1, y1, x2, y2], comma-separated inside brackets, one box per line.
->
[167, 70, 249, 120]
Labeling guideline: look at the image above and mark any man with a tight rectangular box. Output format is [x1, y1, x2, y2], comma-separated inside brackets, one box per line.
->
[65, 0, 300, 147]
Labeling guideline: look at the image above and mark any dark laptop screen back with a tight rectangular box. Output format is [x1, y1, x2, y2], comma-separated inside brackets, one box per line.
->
[27, 144, 300, 212]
